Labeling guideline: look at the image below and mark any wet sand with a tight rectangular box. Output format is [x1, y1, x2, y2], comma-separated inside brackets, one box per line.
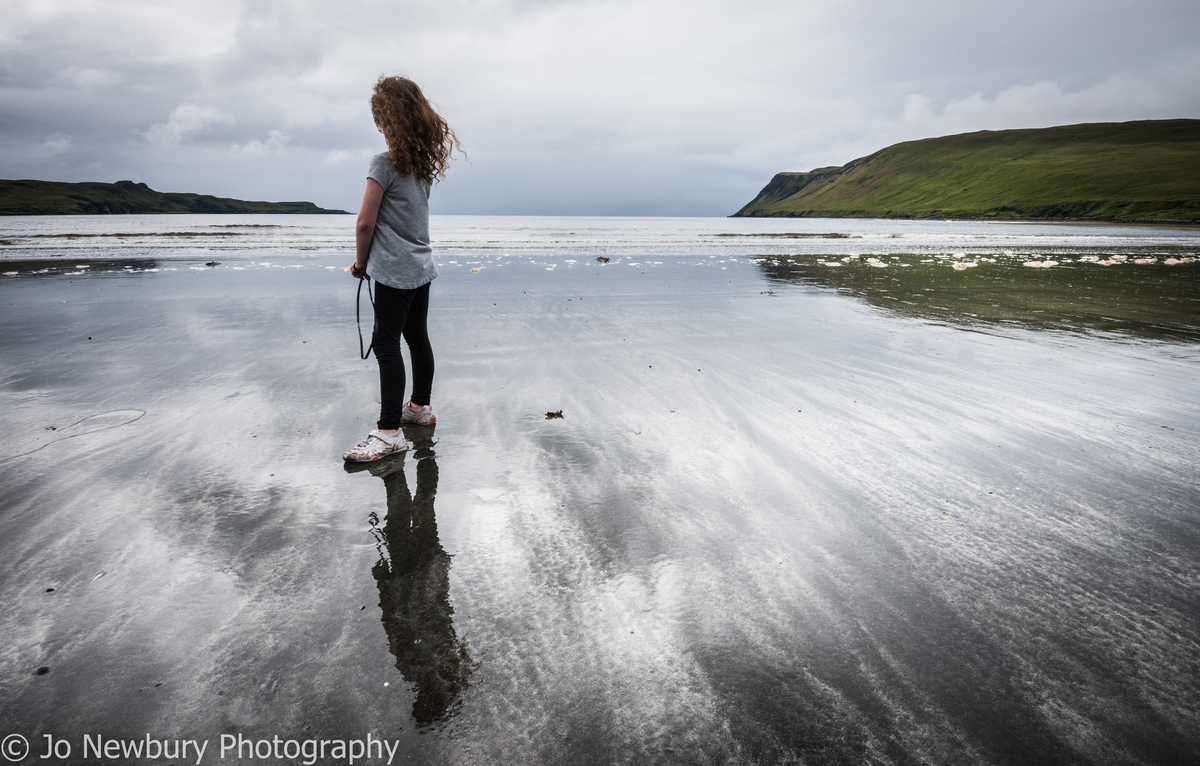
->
[1, 245, 1198, 764]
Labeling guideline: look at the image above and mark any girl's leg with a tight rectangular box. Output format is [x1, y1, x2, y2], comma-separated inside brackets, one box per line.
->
[372, 282, 417, 429]
[402, 282, 435, 407]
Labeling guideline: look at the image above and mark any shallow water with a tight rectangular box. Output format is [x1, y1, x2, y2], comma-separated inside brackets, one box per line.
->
[1, 216, 1198, 765]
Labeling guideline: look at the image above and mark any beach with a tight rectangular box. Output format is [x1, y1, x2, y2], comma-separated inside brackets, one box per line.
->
[1, 215, 1198, 765]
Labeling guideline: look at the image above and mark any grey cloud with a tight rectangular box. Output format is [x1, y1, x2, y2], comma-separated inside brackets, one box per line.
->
[55, 66, 124, 90]
[145, 103, 237, 145]
[1, 0, 1198, 214]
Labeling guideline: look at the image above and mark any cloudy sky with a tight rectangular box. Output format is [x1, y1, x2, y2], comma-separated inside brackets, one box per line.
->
[2, 0, 1199, 215]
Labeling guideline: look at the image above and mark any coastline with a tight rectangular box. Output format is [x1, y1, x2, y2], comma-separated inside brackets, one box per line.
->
[0, 179, 350, 216]
[730, 212, 1200, 228]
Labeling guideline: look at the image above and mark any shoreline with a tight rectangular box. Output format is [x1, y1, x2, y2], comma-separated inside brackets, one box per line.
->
[729, 212, 1200, 229]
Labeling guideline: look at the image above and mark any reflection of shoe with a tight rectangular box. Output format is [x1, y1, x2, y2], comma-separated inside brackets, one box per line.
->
[401, 423, 437, 458]
[401, 402, 436, 425]
[343, 429, 408, 462]
[343, 451, 406, 477]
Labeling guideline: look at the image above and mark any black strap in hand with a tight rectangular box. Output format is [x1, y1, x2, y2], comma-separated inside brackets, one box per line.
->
[357, 276, 375, 360]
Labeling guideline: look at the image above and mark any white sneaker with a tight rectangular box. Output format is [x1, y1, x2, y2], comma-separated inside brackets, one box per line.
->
[342, 429, 408, 462]
[400, 402, 436, 425]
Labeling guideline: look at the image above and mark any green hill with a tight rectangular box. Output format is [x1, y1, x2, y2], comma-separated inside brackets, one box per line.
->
[0, 179, 349, 215]
[733, 119, 1200, 222]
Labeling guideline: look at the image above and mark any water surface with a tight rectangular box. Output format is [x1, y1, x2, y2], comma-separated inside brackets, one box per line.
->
[1, 216, 1198, 765]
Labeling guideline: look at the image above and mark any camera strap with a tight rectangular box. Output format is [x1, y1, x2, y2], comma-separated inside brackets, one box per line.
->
[357, 276, 375, 360]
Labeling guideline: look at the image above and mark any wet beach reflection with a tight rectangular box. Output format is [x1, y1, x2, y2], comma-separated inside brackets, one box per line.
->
[2, 216, 1198, 764]
[345, 425, 473, 728]
[755, 251, 1200, 342]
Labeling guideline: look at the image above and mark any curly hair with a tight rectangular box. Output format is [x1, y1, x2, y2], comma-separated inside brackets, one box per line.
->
[371, 76, 463, 185]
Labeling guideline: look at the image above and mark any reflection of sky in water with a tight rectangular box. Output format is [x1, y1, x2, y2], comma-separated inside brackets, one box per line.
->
[1, 217, 1198, 764]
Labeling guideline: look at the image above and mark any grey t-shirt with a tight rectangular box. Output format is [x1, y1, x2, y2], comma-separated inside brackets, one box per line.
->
[365, 152, 438, 290]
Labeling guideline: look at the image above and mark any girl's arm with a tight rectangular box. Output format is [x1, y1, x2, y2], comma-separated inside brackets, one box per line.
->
[352, 179, 385, 279]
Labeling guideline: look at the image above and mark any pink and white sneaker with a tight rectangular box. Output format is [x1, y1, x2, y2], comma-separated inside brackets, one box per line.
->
[400, 402, 436, 425]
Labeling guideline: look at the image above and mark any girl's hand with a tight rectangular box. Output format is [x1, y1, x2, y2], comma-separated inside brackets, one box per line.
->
[349, 261, 369, 280]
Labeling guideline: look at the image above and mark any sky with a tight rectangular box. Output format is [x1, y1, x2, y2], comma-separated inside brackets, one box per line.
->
[2, 0, 1199, 216]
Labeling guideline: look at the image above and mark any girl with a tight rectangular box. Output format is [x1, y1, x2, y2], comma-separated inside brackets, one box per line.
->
[343, 76, 462, 462]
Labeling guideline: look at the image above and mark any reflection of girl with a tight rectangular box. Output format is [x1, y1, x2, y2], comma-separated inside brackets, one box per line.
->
[344, 76, 463, 462]
[370, 452, 473, 726]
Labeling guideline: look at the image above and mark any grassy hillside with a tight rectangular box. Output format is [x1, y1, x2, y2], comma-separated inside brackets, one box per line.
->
[734, 119, 1200, 222]
[0, 179, 349, 215]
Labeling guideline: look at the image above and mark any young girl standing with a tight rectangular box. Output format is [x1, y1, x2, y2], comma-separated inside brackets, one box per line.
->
[343, 76, 462, 462]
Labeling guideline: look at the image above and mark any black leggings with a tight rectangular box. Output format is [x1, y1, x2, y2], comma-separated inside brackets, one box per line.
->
[373, 281, 434, 429]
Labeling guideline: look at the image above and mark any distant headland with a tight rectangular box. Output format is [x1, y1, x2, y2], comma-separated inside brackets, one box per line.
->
[0, 179, 350, 215]
[733, 119, 1200, 223]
